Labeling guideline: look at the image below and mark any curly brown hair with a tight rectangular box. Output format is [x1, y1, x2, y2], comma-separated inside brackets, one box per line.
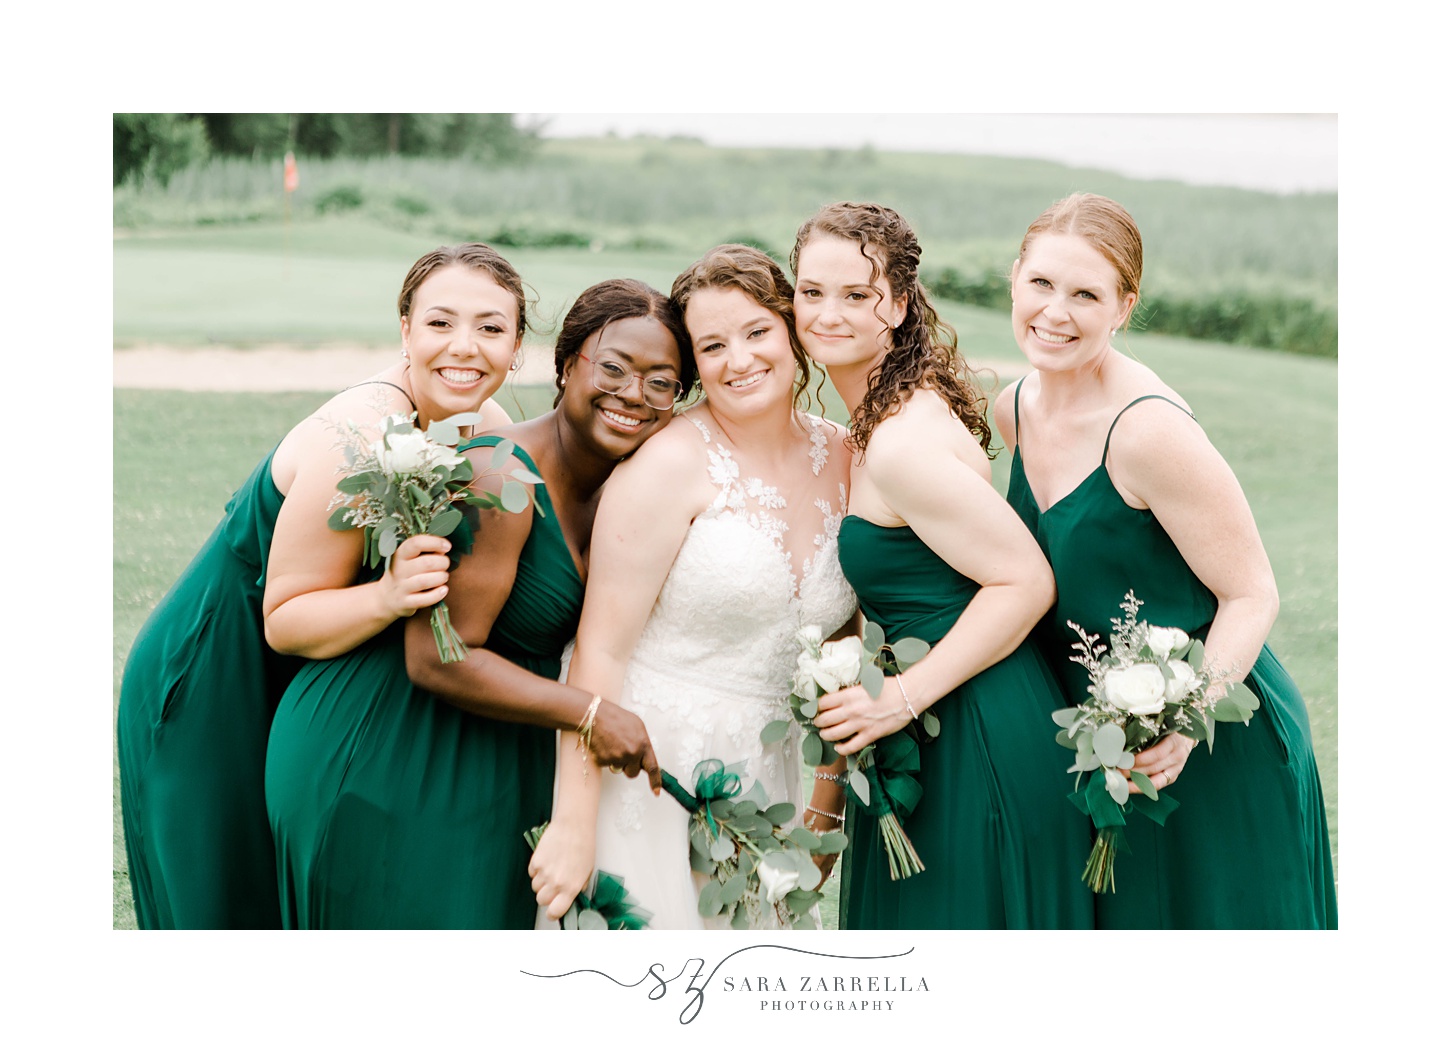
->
[550, 279, 695, 407]
[790, 202, 993, 456]
[669, 243, 817, 413]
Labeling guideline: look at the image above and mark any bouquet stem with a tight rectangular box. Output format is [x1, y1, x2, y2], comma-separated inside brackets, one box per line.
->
[1083, 828, 1118, 894]
[430, 602, 469, 664]
[879, 811, 925, 881]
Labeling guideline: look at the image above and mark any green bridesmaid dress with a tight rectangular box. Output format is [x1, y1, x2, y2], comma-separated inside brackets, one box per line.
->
[1005, 388, 1337, 929]
[836, 517, 1094, 929]
[265, 437, 579, 929]
[117, 447, 301, 929]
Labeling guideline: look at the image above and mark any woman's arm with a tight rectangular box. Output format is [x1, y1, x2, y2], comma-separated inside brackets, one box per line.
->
[263, 392, 456, 659]
[816, 397, 1056, 754]
[527, 429, 705, 919]
[400, 446, 657, 773]
[1108, 398, 1280, 788]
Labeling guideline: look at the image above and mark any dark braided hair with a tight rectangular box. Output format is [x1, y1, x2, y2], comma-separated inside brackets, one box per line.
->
[790, 202, 994, 456]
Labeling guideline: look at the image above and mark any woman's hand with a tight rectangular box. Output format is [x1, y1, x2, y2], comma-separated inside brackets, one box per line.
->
[528, 820, 596, 921]
[586, 701, 662, 793]
[1126, 732, 1197, 793]
[378, 534, 454, 618]
[812, 682, 912, 756]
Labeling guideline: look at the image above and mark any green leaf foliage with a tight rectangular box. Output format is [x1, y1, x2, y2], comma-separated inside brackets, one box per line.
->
[697, 878, 724, 918]
[500, 481, 530, 514]
[849, 769, 871, 805]
[862, 620, 886, 654]
[1092, 722, 1126, 765]
[759, 719, 791, 745]
[815, 831, 848, 855]
[764, 802, 795, 826]
[490, 439, 517, 469]
[860, 660, 884, 698]
[576, 909, 609, 930]
[802, 731, 825, 767]
[427, 509, 462, 537]
[890, 637, 930, 665]
[1129, 771, 1159, 800]
[922, 712, 941, 739]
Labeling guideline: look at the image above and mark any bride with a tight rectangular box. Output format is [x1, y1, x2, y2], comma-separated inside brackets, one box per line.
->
[527, 244, 858, 928]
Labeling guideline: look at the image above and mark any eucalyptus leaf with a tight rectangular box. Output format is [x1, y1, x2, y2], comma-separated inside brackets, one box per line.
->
[690, 827, 712, 857]
[1104, 768, 1130, 805]
[719, 873, 749, 906]
[1092, 722, 1126, 765]
[890, 637, 931, 665]
[760, 719, 792, 745]
[863, 620, 886, 654]
[763, 849, 796, 871]
[796, 860, 822, 892]
[1186, 640, 1205, 671]
[801, 697, 819, 718]
[731, 902, 751, 929]
[500, 481, 529, 514]
[708, 799, 735, 821]
[1050, 706, 1080, 727]
[689, 845, 713, 875]
[510, 468, 545, 485]
[427, 422, 460, 447]
[439, 411, 482, 432]
[922, 712, 941, 739]
[861, 660, 884, 698]
[789, 827, 819, 850]
[815, 831, 848, 855]
[378, 526, 400, 559]
[802, 731, 824, 767]
[743, 780, 769, 806]
[1129, 771, 1159, 800]
[733, 800, 759, 819]
[576, 909, 609, 930]
[710, 832, 736, 862]
[697, 878, 724, 917]
[490, 439, 517, 469]
[849, 769, 871, 805]
[561, 906, 579, 930]
[336, 472, 374, 495]
[1055, 729, 1078, 750]
[427, 510, 462, 538]
[327, 507, 355, 532]
[764, 802, 795, 826]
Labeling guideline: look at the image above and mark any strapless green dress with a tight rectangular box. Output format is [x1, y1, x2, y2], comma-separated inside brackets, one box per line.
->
[117, 447, 301, 929]
[265, 437, 581, 928]
[1005, 389, 1337, 928]
[836, 516, 1093, 929]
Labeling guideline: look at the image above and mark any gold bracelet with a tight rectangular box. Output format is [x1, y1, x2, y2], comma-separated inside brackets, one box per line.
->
[574, 694, 602, 775]
[894, 674, 919, 720]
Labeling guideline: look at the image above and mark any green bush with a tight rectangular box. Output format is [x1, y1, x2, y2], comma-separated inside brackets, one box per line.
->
[113, 114, 210, 187]
[315, 184, 365, 213]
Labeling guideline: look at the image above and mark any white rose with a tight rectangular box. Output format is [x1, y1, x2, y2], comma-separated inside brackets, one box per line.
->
[756, 861, 800, 905]
[1145, 625, 1191, 659]
[1101, 663, 1167, 715]
[1164, 659, 1199, 701]
[379, 430, 435, 474]
[811, 636, 864, 692]
[795, 625, 824, 652]
[793, 651, 819, 699]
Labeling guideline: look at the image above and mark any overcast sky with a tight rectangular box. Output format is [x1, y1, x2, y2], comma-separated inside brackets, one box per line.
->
[531, 113, 1337, 195]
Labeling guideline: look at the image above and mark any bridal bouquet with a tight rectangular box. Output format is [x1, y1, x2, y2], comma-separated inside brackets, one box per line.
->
[661, 759, 846, 929]
[1055, 590, 1260, 893]
[524, 822, 652, 930]
[768, 623, 935, 881]
[326, 412, 540, 662]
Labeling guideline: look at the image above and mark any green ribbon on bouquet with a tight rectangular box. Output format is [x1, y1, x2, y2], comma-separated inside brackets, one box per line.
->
[846, 731, 924, 821]
[1069, 769, 1181, 839]
[660, 758, 743, 839]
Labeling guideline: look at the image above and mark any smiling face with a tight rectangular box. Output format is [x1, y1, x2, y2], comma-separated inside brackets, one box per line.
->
[558, 314, 683, 459]
[400, 264, 522, 422]
[1010, 232, 1136, 373]
[792, 234, 905, 372]
[683, 286, 799, 421]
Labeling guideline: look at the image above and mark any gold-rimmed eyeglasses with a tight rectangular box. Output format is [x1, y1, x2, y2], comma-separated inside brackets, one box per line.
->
[578, 352, 683, 410]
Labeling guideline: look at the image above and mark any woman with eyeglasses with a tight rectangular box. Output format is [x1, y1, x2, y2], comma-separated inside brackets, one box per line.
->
[265, 279, 693, 928]
[527, 245, 859, 929]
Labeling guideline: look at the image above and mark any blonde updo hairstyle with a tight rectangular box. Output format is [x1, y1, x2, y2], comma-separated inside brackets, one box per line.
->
[1018, 192, 1144, 330]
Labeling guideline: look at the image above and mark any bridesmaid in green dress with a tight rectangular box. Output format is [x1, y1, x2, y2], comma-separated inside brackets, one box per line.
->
[265, 279, 690, 928]
[791, 202, 1093, 929]
[997, 193, 1336, 928]
[117, 243, 525, 928]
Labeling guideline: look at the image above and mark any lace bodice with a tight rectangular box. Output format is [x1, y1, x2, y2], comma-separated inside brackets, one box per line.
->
[599, 410, 859, 905]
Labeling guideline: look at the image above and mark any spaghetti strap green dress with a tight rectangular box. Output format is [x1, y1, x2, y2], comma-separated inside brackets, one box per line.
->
[265, 437, 579, 929]
[117, 447, 301, 929]
[835, 516, 1093, 929]
[1005, 388, 1337, 929]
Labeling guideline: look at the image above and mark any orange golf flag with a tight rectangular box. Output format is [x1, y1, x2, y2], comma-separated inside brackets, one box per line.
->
[284, 152, 299, 193]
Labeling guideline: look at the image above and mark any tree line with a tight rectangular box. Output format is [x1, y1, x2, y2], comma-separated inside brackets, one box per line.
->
[113, 113, 541, 187]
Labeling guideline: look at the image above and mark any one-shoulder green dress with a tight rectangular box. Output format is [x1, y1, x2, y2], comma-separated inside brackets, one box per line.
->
[836, 516, 1094, 929]
[1006, 389, 1337, 929]
[117, 447, 301, 929]
[265, 437, 579, 929]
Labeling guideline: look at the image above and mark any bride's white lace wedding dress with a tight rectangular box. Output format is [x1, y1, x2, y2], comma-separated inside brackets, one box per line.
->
[588, 411, 858, 929]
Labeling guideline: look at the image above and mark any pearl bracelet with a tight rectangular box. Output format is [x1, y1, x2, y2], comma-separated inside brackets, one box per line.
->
[894, 674, 919, 720]
[807, 804, 845, 823]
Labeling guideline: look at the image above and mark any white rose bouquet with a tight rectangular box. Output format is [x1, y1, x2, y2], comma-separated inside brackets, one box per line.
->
[1054, 591, 1260, 892]
[765, 623, 934, 881]
[326, 412, 540, 662]
[659, 759, 846, 929]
